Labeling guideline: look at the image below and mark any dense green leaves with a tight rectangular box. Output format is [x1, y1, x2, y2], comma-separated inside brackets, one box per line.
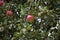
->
[0, 0, 60, 40]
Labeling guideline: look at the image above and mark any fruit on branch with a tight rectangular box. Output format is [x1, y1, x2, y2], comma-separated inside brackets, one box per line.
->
[6, 10, 13, 16]
[0, 0, 4, 6]
[27, 15, 34, 22]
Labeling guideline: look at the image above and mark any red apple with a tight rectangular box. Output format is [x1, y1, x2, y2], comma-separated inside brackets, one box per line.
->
[6, 10, 13, 16]
[0, 0, 4, 6]
[27, 15, 34, 22]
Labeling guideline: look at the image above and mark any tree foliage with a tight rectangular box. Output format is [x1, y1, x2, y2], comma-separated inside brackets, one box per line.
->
[0, 0, 60, 40]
